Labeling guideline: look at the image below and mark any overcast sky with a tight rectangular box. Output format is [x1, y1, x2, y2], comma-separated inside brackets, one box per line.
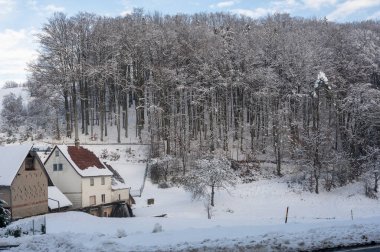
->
[0, 0, 379, 85]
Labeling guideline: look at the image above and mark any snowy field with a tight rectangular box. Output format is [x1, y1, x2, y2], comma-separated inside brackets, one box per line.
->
[1, 178, 380, 251]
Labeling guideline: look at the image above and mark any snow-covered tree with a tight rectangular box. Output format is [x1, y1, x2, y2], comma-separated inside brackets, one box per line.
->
[0, 199, 11, 228]
[182, 152, 237, 206]
[1, 93, 25, 130]
[360, 147, 380, 194]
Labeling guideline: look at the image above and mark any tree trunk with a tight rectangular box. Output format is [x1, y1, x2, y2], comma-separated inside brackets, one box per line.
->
[211, 184, 215, 207]
[64, 90, 71, 138]
[72, 81, 79, 146]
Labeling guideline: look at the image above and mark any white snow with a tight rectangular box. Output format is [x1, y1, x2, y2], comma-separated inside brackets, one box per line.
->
[315, 71, 328, 88]
[1, 179, 380, 251]
[111, 178, 130, 190]
[0, 144, 32, 186]
[48, 186, 72, 210]
[56, 145, 113, 177]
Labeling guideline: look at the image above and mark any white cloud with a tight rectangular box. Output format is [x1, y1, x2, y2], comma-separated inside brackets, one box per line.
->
[210, 1, 237, 9]
[120, 0, 133, 16]
[44, 4, 65, 14]
[120, 10, 132, 16]
[368, 10, 380, 20]
[232, 8, 276, 19]
[303, 0, 337, 10]
[0, 29, 38, 84]
[0, 0, 15, 17]
[27, 1, 65, 16]
[327, 0, 380, 21]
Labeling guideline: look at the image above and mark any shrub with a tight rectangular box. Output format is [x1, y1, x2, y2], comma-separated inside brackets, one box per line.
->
[5, 227, 22, 237]
[110, 151, 120, 161]
[100, 149, 109, 159]
[152, 223, 163, 233]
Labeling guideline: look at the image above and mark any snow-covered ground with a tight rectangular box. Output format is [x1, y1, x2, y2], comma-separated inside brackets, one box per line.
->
[1, 178, 380, 251]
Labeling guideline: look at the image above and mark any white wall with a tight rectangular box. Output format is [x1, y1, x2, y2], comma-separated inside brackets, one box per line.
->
[81, 176, 112, 207]
[111, 188, 130, 203]
[45, 148, 82, 208]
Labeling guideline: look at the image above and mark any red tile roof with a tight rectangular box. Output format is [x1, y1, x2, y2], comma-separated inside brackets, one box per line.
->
[67, 146, 105, 170]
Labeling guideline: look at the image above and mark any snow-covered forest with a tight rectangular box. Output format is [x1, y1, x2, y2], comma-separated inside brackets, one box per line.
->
[3, 10, 380, 194]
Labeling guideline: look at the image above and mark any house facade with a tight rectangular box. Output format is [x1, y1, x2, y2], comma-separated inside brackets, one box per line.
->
[44, 145, 130, 217]
[0, 145, 49, 220]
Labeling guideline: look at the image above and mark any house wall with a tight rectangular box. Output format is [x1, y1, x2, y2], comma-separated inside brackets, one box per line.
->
[11, 156, 48, 219]
[88, 205, 113, 217]
[111, 188, 130, 203]
[81, 176, 112, 208]
[0, 187, 11, 207]
[45, 149, 82, 209]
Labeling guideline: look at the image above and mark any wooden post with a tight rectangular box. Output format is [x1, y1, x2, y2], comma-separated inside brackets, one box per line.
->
[285, 206, 289, 224]
[32, 219, 35, 235]
[351, 209, 353, 220]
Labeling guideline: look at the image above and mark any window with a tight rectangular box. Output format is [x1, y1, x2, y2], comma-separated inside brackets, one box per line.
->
[101, 194, 105, 203]
[53, 164, 63, 172]
[25, 157, 34, 170]
[101, 177, 105, 185]
[55, 150, 59, 157]
[89, 195, 96, 205]
[90, 178, 94, 186]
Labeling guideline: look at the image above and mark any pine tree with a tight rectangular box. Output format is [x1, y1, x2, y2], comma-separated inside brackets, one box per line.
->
[0, 199, 11, 228]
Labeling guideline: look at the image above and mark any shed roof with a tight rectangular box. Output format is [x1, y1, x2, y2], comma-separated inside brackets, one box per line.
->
[48, 186, 72, 210]
[0, 144, 32, 186]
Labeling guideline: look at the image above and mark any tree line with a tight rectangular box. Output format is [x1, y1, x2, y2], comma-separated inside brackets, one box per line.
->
[25, 10, 380, 193]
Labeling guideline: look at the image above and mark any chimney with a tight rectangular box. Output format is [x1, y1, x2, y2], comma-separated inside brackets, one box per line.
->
[75, 138, 80, 148]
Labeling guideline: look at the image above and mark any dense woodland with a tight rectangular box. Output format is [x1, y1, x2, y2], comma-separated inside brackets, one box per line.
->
[4, 10, 380, 194]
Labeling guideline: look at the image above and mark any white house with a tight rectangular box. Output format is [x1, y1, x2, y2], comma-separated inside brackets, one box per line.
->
[44, 145, 130, 217]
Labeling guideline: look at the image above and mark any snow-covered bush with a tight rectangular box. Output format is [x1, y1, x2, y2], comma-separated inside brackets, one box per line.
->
[109, 151, 120, 161]
[116, 229, 127, 238]
[4, 227, 22, 237]
[152, 223, 163, 233]
[150, 155, 176, 184]
[0, 199, 11, 228]
[364, 182, 378, 199]
[100, 149, 109, 159]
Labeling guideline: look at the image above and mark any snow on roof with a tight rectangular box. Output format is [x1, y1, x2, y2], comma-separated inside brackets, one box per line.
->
[0, 144, 32, 186]
[48, 186, 72, 210]
[111, 178, 130, 190]
[56, 145, 112, 177]
[103, 162, 129, 190]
